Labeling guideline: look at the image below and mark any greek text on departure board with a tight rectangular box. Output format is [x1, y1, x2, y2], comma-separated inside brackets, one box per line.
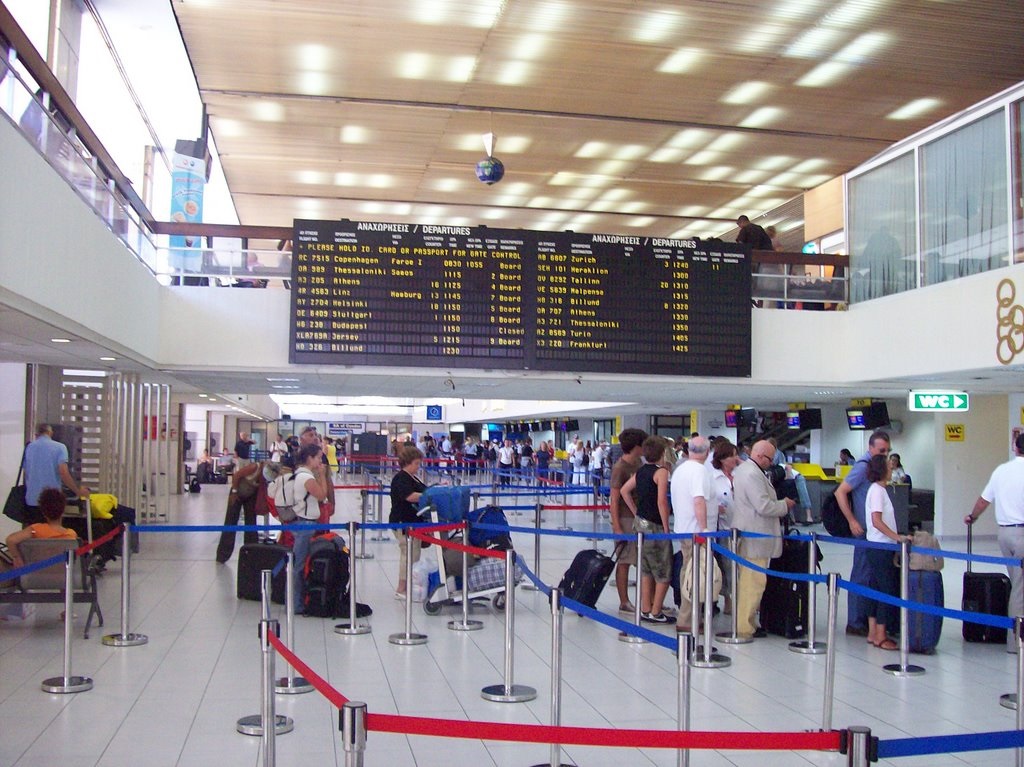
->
[291, 219, 751, 377]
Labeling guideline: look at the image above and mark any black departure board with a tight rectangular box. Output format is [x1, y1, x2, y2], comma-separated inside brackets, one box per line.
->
[291, 219, 751, 377]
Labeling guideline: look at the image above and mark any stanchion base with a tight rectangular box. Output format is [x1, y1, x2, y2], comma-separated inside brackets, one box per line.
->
[789, 640, 827, 655]
[334, 622, 372, 635]
[236, 714, 294, 736]
[883, 663, 926, 676]
[388, 632, 428, 645]
[556, 527, 573, 532]
[522, 584, 542, 592]
[354, 553, 375, 560]
[481, 683, 537, 702]
[41, 675, 93, 693]
[690, 651, 731, 669]
[275, 676, 314, 694]
[102, 632, 149, 647]
[715, 632, 753, 645]
[1000, 693, 1018, 710]
[370, 534, 389, 542]
[618, 631, 646, 644]
[447, 619, 484, 631]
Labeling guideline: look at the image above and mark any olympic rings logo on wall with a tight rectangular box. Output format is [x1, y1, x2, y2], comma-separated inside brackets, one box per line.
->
[996, 278, 1024, 364]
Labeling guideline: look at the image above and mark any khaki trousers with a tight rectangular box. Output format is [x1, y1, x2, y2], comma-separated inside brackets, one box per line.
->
[737, 554, 769, 637]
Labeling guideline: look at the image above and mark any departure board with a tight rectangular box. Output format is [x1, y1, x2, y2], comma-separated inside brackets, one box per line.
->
[291, 219, 751, 377]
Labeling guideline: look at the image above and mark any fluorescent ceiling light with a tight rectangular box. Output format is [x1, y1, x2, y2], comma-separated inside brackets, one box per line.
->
[296, 170, 327, 185]
[496, 61, 531, 86]
[515, 34, 548, 59]
[433, 178, 463, 192]
[614, 145, 648, 160]
[340, 125, 369, 144]
[835, 31, 890, 63]
[668, 129, 711, 148]
[647, 147, 686, 163]
[633, 8, 683, 43]
[575, 141, 608, 158]
[887, 97, 942, 120]
[791, 158, 828, 173]
[756, 155, 795, 171]
[677, 205, 708, 217]
[684, 151, 720, 166]
[628, 216, 656, 227]
[824, 0, 877, 28]
[99, 356, 116, 361]
[705, 133, 744, 152]
[527, 1, 571, 29]
[296, 71, 331, 95]
[657, 47, 702, 74]
[294, 43, 332, 70]
[721, 81, 771, 105]
[796, 61, 851, 87]
[733, 169, 769, 184]
[481, 208, 507, 220]
[447, 56, 477, 82]
[267, 378, 300, 382]
[249, 101, 285, 122]
[596, 188, 631, 203]
[50, 338, 71, 343]
[774, 0, 822, 20]
[498, 136, 531, 153]
[595, 160, 630, 176]
[213, 118, 243, 138]
[739, 106, 784, 128]
[397, 52, 432, 79]
[700, 166, 735, 181]
[785, 27, 844, 59]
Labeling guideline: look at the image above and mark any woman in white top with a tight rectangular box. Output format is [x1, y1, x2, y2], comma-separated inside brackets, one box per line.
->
[707, 440, 741, 614]
[888, 453, 907, 484]
[288, 443, 332, 612]
[270, 434, 287, 463]
[864, 453, 909, 650]
[570, 440, 588, 485]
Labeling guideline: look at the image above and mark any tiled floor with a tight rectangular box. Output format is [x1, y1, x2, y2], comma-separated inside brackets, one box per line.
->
[0, 482, 1020, 766]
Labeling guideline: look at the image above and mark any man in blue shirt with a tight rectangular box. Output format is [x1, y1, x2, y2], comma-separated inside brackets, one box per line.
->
[23, 423, 90, 526]
[834, 430, 891, 635]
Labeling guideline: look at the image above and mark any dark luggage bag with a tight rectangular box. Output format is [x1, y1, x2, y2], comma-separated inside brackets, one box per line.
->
[466, 505, 513, 551]
[237, 543, 289, 603]
[303, 533, 350, 618]
[558, 548, 616, 609]
[759, 532, 821, 639]
[908, 569, 944, 653]
[963, 525, 1010, 643]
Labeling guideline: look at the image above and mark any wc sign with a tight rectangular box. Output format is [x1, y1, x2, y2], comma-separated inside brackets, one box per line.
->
[909, 391, 970, 412]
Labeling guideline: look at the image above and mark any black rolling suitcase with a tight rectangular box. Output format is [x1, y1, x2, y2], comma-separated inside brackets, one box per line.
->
[760, 531, 822, 639]
[558, 546, 618, 609]
[237, 543, 289, 604]
[962, 526, 1010, 643]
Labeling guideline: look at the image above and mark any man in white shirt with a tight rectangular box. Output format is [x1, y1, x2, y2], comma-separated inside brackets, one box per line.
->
[965, 432, 1024, 651]
[670, 436, 713, 632]
[591, 442, 606, 483]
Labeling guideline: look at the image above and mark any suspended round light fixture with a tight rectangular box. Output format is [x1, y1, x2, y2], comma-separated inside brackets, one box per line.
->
[475, 131, 504, 185]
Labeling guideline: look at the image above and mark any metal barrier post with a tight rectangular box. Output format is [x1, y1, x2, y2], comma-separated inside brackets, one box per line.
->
[1018, 617, 1024, 767]
[237, 571, 294, 737]
[790, 532, 825, 655]
[677, 633, 695, 767]
[884, 539, 925, 676]
[355, 490, 373, 560]
[389, 533, 428, 645]
[716, 528, 751, 645]
[523, 503, 543, 593]
[481, 552, 537, 702]
[1002, 616, 1024, 712]
[277, 550, 315, 691]
[619, 530, 646, 644]
[448, 545, 484, 632]
[822, 573, 839, 732]
[370, 479, 388, 541]
[102, 522, 148, 647]
[340, 701, 368, 767]
[336, 521, 372, 636]
[491, 472, 498, 506]
[845, 726, 873, 766]
[529, 588, 570, 767]
[41, 551, 93, 693]
[693, 537, 730, 668]
[472, 491, 481, 512]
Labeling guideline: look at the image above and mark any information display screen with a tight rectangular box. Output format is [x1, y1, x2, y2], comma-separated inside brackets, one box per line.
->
[291, 219, 751, 377]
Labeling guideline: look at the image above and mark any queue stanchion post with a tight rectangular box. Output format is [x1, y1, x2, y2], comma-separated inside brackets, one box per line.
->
[389, 532, 427, 645]
[277, 550, 314, 691]
[693, 535, 730, 668]
[336, 521, 372, 636]
[371, 479, 388, 541]
[716, 528, 751, 645]
[472, 491, 480, 512]
[845, 726, 874, 767]
[523, 503, 543, 593]
[1002, 616, 1024, 711]
[790, 532, 825, 655]
[355, 490, 373, 560]
[822, 572, 839, 732]
[340, 701, 368, 767]
[448, 542, 484, 632]
[884, 538, 925, 676]
[529, 588, 570, 767]
[237, 570, 293, 736]
[619, 530, 646, 644]
[41, 550, 93, 693]
[677, 632, 695, 767]
[102, 522, 148, 647]
[481, 552, 536, 702]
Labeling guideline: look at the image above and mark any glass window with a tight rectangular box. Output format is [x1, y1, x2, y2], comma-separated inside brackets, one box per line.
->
[920, 111, 1009, 285]
[1013, 99, 1024, 263]
[848, 153, 917, 302]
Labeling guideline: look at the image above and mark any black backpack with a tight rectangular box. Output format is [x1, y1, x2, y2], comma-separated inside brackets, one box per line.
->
[581, 452, 589, 466]
[821, 491, 852, 538]
[303, 533, 350, 617]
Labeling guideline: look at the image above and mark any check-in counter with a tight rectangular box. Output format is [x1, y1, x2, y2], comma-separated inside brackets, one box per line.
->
[791, 464, 910, 532]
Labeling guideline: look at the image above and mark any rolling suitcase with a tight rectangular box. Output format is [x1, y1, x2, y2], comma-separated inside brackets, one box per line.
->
[558, 547, 617, 609]
[237, 543, 289, 603]
[962, 526, 1010, 643]
[759, 532, 821, 638]
[908, 569, 944, 653]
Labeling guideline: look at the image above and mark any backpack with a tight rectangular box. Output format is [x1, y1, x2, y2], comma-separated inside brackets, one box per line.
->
[581, 451, 589, 467]
[269, 471, 305, 523]
[303, 533, 350, 617]
[465, 506, 513, 551]
[188, 476, 201, 494]
[821, 490, 852, 538]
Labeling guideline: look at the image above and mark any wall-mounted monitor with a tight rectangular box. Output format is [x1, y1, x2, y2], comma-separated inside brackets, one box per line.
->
[787, 411, 801, 429]
[864, 402, 890, 429]
[738, 407, 757, 427]
[846, 409, 866, 430]
[800, 408, 823, 430]
[724, 410, 739, 428]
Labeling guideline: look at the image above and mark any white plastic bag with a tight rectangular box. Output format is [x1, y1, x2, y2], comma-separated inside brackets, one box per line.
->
[411, 557, 439, 603]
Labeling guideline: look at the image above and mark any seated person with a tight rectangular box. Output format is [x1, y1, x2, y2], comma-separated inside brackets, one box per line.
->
[196, 449, 214, 483]
[6, 487, 77, 567]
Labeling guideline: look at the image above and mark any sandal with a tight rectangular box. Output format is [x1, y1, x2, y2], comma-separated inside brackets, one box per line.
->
[872, 638, 898, 651]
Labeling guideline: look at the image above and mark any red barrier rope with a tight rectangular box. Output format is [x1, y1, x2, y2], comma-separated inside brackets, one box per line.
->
[541, 504, 609, 511]
[407, 523, 506, 561]
[265, 633, 840, 752]
[76, 524, 122, 556]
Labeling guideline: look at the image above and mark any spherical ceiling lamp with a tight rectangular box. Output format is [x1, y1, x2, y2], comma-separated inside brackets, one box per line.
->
[475, 155, 505, 185]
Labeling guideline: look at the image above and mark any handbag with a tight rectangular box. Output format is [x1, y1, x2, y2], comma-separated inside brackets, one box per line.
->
[3, 447, 28, 524]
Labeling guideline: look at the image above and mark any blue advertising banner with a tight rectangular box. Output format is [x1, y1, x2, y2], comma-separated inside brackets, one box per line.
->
[168, 150, 205, 272]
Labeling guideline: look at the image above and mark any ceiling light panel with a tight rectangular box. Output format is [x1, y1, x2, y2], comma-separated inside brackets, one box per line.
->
[796, 61, 851, 87]
[647, 147, 686, 163]
[249, 100, 285, 122]
[632, 8, 684, 43]
[785, 27, 845, 59]
[340, 125, 370, 143]
[721, 81, 771, 105]
[495, 61, 532, 85]
[396, 53, 477, 82]
[657, 47, 703, 74]
[705, 133, 745, 152]
[668, 129, 712, 148]
[887, 97, 942, 120]
[739, 107, 785, 128]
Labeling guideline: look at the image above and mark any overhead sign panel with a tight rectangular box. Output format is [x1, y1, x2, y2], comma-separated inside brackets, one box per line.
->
[909, 391, 970, 412]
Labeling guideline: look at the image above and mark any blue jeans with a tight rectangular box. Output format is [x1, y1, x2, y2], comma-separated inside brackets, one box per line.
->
[289, 524, 317, 612]
[847, 541, 871, 629]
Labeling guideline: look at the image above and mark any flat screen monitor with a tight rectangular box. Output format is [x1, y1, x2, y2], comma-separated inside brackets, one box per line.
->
[787, 411, 801, 429]
[847, 409, 866, 430]
[800, 408, 823, 430]
[864, 402, 890, 429]
[724, 410, 739, 428]
[738, 407, 757, 427]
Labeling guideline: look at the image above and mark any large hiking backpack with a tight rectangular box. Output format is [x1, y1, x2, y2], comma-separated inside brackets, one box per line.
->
[303, 533, 350, 617]
[465, 506, 513, 551]
[268, 470, 305, 522]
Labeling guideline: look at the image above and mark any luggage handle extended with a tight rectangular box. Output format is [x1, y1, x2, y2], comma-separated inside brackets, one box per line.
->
[967, 523, 973, 574]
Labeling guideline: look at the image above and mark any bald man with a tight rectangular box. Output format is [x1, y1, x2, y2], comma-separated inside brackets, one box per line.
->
[730, 440, 796, 638]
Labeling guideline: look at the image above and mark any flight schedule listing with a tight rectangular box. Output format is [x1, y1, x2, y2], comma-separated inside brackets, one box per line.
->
[291, 219, 751, 377]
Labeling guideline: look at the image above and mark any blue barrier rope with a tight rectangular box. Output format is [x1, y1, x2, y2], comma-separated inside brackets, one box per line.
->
[477, 522, 728, 543]
[0, 551, 71, 582]
[558, 592, 678, 650]
[712, 543, 828, 584]
[512, 555, 550, 597]
[878, 729, 1024, 758]
[839, 577, 1015, 629]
